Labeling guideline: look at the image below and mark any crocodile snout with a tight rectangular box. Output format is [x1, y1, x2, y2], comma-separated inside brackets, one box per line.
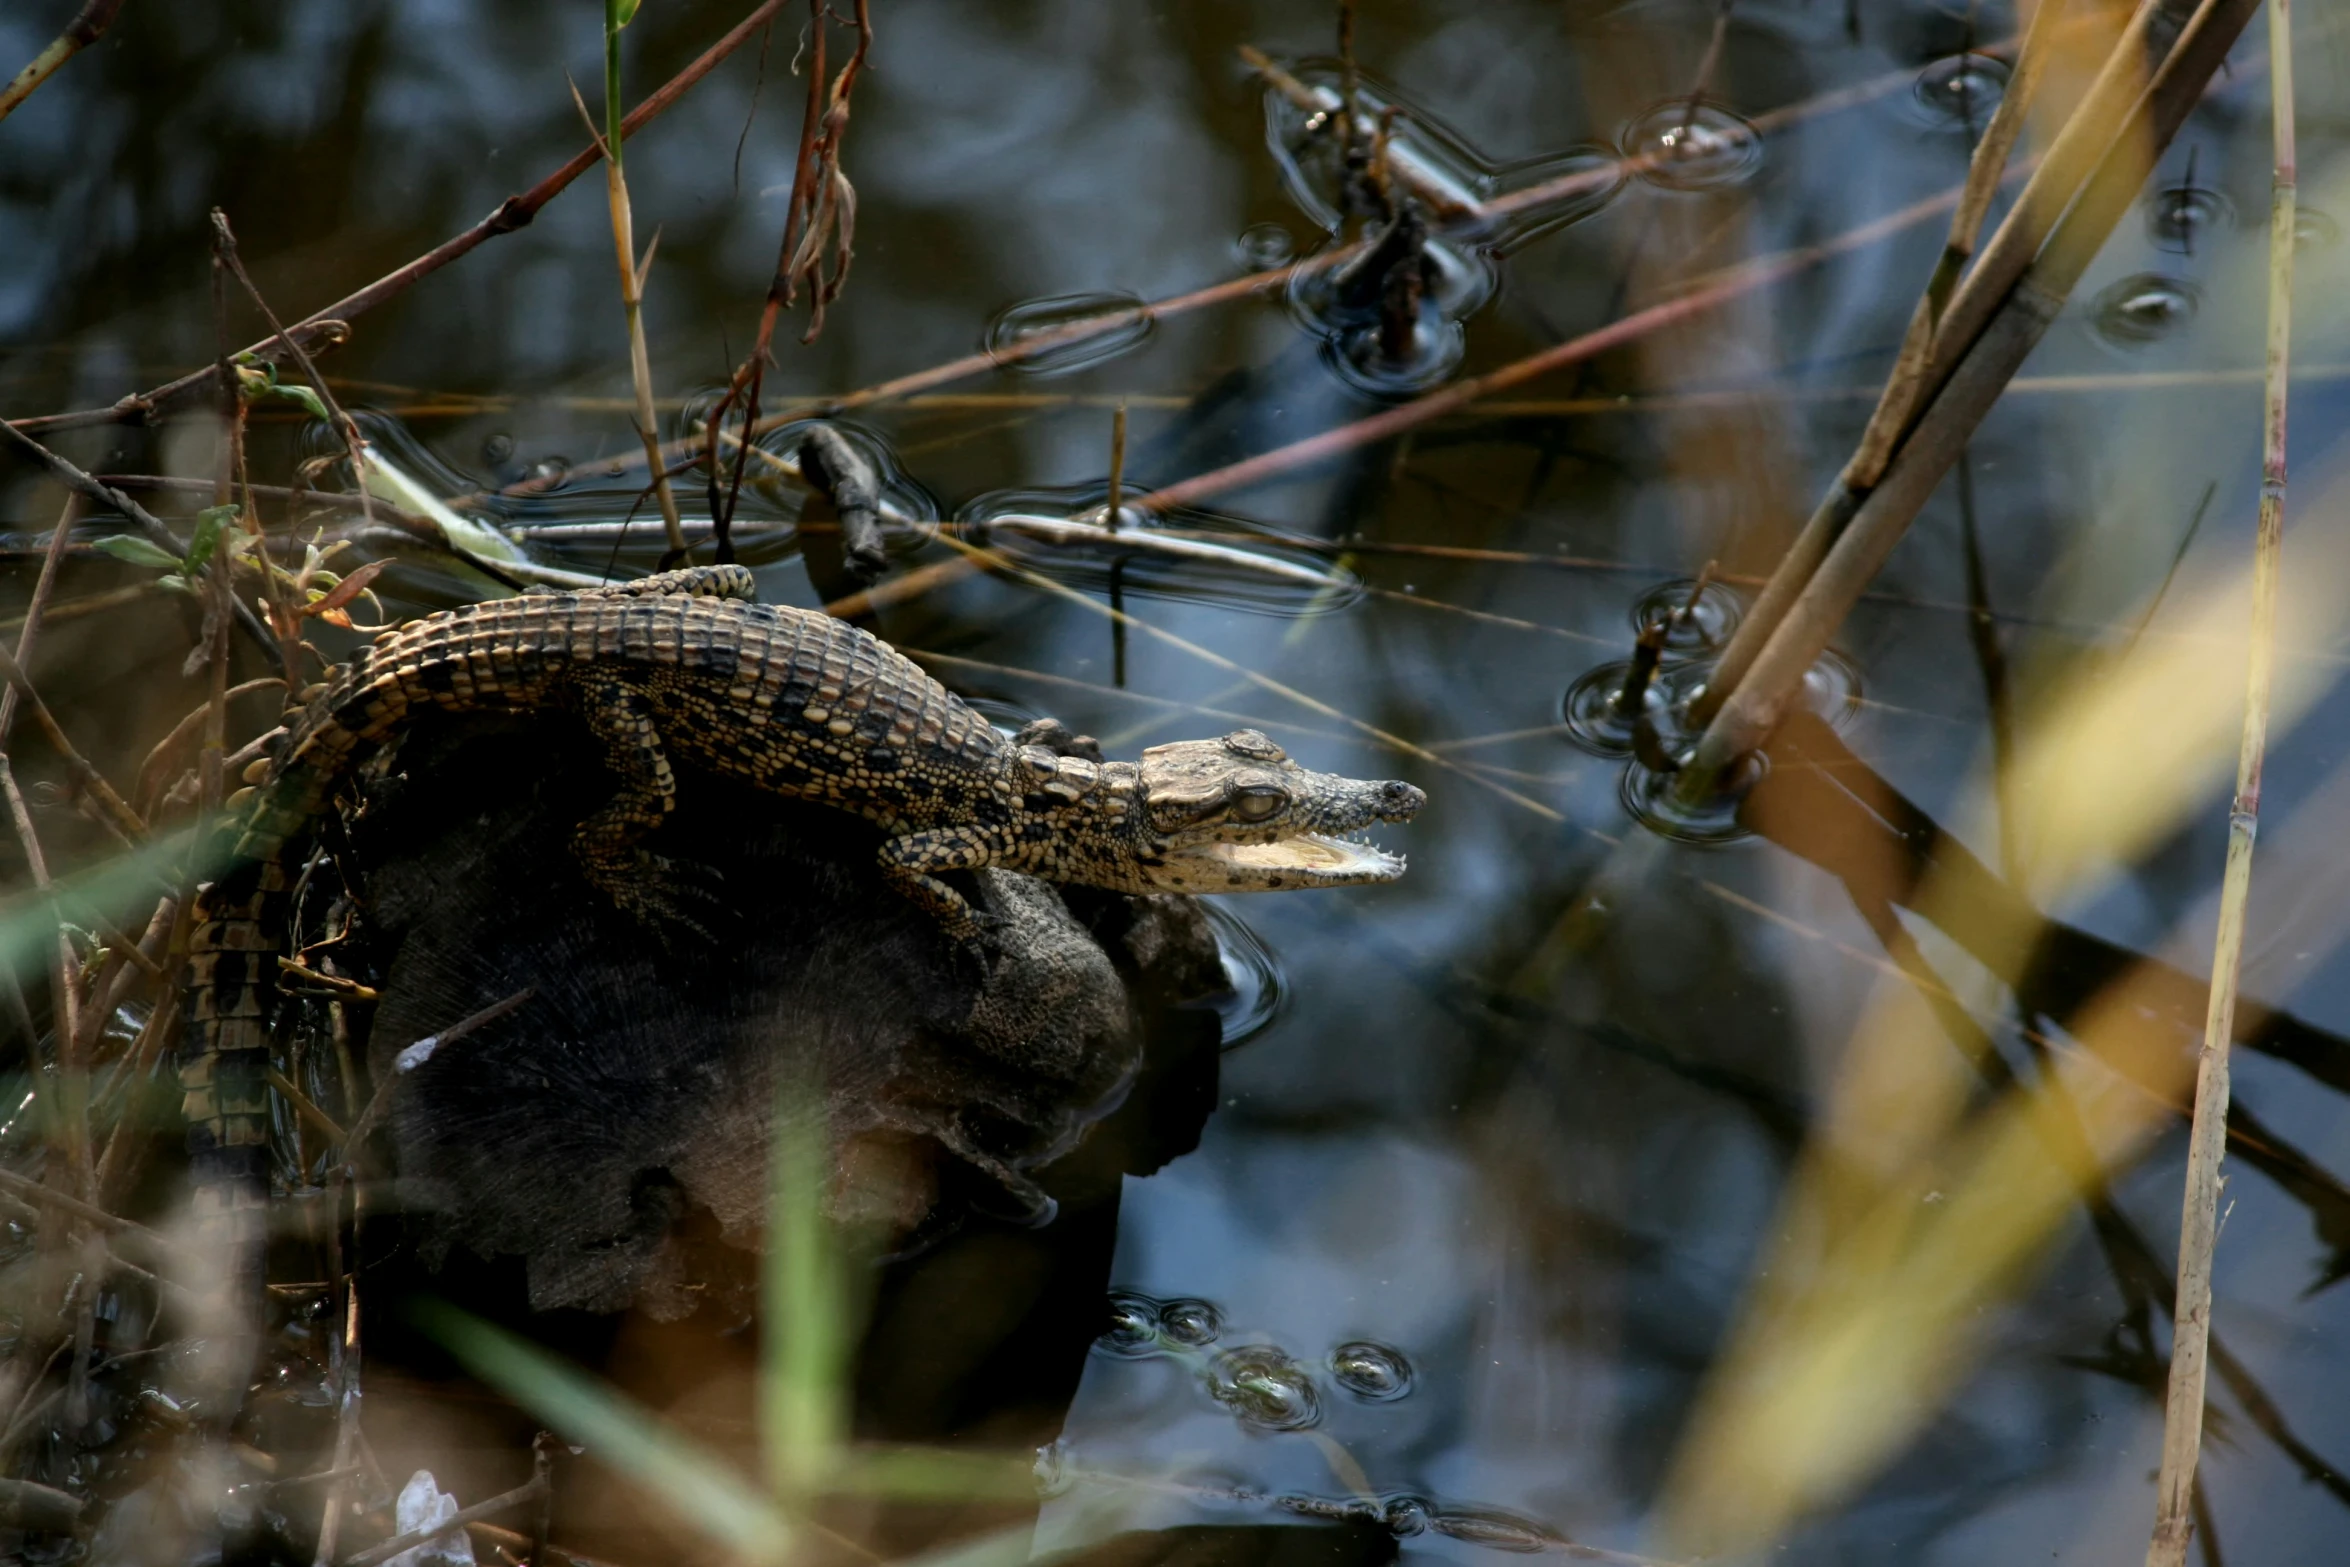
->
[1376, 780, 1427, 820]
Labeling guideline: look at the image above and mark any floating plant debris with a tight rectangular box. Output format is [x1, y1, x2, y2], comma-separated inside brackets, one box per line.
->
[1328, 1339, 1415, 1401]
[1561, 660, 1669, 759]
[1324, 313, 1466, 396]
[1612, 643, 1857, 844]
[1258, 59, 1623, 250]
[1234, 221, 1297, 269]
[1621, 100, 1763, 191]
[1564, 579, 1747, 758]
[1285, 223, 1494, 396]
[1620, 747, 1768, 847]
[1912, 53, 2011, 126]
[1628, 576, 1742, 654]
[1381, 1495, 1434, 1536]
[1158, 1299, 1225, 1348]
[2090, 273, 2200, 346]
[1208, 1345, 1323, 1431]
[1098, 1292, 1163, 1357]
[964, 488, 1362, 615]
[1430, 1507, 1563, 1553]
[982, 291, 1155, 376]
[1093, 1291, 1224, 1356]
[2147, 185, 2233, 253]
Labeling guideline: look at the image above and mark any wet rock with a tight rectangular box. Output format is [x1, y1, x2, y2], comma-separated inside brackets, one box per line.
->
[341, 711, 1221, 1316]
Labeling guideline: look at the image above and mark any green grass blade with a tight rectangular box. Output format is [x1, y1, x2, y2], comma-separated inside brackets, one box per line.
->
[412, 1298, 793, 1562]
[764, 1091, 848, 1503]
[831, 1445, 1041, 1502]
[0, 828, 210, 983]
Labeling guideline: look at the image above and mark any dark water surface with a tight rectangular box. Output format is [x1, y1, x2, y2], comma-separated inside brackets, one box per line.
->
[7, 1, 2350, 1563]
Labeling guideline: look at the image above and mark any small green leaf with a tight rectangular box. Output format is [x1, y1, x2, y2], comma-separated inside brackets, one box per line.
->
[610, 0, 643, 28]
[91, 535, 181, 571]
[154, 574, 193, 595]
[186, 506, 238, 575]
[238, 363, 332, 423]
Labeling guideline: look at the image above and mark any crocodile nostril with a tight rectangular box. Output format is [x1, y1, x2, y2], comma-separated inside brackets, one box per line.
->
[1379, 781, 1427, 817]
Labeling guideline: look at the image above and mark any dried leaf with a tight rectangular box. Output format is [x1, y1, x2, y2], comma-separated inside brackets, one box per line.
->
[302, 558, 390, 620]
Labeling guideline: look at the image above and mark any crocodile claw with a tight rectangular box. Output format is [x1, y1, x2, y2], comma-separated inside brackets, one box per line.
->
[610, 854, 731, 952]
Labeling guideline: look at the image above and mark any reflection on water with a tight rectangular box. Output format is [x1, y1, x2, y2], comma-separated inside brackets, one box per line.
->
[1197, 902, 1288, 1050]
[2091, 273, 2203, 348]
[984, 292, 1159, 378]
[1910, 53, 2010, 128]
[5, 0, 2350, 1563]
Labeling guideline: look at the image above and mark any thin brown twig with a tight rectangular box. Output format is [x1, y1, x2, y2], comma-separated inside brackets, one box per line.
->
[0, 1167, 185, 1261]
[209, 210, 378, 538]
[483, 18, 2090, 510]
[1689, 0, 2095, 729]
[2147, 0, 2294, 1558]
[340, 988, 534, 1155]
[0, 495, 80, 756]
[10, 0, 795, 436]
[0, 418, 284, 666]
[0, 0, 126, 124]
[704, 0, 873, 561]
[1130, 176, 1990, 516]
[0, 494, 107, 1427]
[0, 638, 144, 844]
[930, 530, 1559, 822]
[702, 0, 828, 564]
[309, 1282, 362, 1567]
[1845, 0, 2062, 489]
[570, 43, 686, 559]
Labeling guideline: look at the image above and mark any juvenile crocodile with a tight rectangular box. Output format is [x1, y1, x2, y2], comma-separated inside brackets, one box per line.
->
[183, 565, 1423, 1238]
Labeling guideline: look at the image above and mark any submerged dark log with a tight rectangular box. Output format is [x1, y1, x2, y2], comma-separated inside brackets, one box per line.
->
[340, 711, 1227, 1317]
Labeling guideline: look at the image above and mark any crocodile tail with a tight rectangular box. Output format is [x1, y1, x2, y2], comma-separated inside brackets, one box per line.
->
[177, 760, 335, 1295]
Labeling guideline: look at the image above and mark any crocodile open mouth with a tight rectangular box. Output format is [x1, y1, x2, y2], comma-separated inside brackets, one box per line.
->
[1199, 832, 1407, 884]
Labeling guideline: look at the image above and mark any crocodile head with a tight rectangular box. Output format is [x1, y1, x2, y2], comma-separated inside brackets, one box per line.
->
[1096, 729, 1425, 894]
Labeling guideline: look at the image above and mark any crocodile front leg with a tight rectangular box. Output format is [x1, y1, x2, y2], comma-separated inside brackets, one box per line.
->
[877, 827, 1014, 944]
[566, 673, 720, 941]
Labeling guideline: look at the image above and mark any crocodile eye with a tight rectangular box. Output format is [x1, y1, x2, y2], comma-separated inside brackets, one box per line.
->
[1231, 788, 1285, 823]
[1222, 730, 1286, 763]
[1149, 787, 1225, 831]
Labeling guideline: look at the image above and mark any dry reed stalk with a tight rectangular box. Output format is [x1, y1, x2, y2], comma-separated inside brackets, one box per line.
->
[926, 530, 1562, 823]
[1679, 0, 2261, 789]
[579, 4, 686, 560]
[1690, 0, 2097, 724]
[2144, 0, 2294, 1559]
[0, 0, 125, 124]
[0, 604, 92, 1217]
